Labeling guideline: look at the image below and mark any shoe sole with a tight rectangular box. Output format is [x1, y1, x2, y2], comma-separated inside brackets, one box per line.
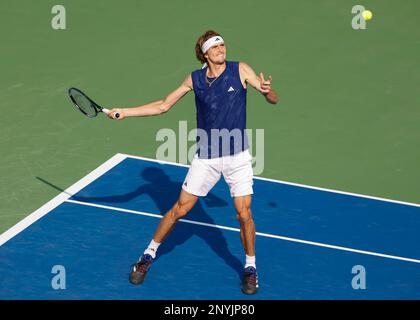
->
[129, 273, 146, 285]
[241, 285, 258, 295]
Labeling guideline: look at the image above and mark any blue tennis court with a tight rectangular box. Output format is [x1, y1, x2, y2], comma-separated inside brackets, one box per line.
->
[1, 154, 419, 299]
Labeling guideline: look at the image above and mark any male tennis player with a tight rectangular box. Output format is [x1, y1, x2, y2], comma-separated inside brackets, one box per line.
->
[108, 30, 278, 294]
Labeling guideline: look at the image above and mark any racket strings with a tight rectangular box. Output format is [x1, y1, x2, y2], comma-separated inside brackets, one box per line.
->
[70, 89, 97, 117]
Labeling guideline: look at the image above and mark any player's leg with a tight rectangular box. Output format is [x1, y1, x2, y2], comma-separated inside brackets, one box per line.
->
[129, 190, 197, 285]
[130, 155, 221, 285]
[151, 189, 198, 244]
[130, 190, 197, 285]
[234, 195, 255, 258]
[223, 149, 258, 294]
[223, 150, 255, 259]
[234, 194, 258, 295]
[157, 155, 221, 243]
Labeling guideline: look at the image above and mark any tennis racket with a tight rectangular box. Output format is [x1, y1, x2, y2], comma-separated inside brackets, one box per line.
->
[68, 87, 120, 119]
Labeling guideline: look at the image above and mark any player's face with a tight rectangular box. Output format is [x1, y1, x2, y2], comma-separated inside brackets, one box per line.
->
[206, 43, 226, 64]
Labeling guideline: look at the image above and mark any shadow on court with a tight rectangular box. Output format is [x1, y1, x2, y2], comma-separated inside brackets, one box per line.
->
[36, 167, 244, 280]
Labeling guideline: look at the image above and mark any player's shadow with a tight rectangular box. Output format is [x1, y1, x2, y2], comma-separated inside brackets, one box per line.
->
[69, 167, 244, 280]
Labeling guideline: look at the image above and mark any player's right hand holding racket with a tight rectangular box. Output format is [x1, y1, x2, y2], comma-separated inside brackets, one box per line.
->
[68, 87, 123, 119]
[107, 108, 126, 120]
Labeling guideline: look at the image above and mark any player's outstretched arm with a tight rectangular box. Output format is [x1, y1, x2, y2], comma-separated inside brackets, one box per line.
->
[107, 74, 193, 119]
[239, 62, 278, 104]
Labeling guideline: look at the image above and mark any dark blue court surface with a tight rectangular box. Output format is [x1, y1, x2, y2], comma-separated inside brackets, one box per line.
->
[1, 154, 419, 299]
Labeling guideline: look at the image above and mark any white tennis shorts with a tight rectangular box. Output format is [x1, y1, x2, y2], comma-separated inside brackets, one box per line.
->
[182, 149, 254, 197]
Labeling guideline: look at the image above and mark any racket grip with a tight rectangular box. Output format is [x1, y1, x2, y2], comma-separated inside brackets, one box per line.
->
[102, 108, 120, 119]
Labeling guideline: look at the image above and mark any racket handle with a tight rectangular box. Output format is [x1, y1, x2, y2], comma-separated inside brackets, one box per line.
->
[102, 108, 120, 119]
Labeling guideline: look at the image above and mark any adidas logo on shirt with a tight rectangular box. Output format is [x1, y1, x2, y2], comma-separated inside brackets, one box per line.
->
[228, 86, 235, 92]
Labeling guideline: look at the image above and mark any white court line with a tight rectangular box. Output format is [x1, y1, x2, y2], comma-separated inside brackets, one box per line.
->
[65, 199, 420, 265]
[0, 153, 127, 247]
[122, 153, 420, 208]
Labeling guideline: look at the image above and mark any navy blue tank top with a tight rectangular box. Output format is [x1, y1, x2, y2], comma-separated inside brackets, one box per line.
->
[191, 61, 248, 159]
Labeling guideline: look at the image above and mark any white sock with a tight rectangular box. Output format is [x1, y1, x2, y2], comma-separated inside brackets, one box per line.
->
[143, 239, 161, 259]
[245, 255, 256, 269]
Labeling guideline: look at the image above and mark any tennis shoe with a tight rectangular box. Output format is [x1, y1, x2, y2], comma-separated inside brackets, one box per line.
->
[241, 266, 259, 294]
[129, 254, 154, 285]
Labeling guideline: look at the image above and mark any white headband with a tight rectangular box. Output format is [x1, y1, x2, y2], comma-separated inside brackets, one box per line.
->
[201, 36, 224, 54]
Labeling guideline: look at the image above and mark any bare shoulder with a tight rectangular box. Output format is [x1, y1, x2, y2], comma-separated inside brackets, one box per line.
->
[239, 61, 256, 78]
[239, 61, 253, 72]
[182, 73, 193, 90]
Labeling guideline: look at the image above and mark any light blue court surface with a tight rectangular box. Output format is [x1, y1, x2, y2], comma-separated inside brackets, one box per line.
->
[1, 154, 419, 300]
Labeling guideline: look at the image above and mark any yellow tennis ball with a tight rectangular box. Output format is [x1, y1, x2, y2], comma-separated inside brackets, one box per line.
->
[362, 10, 373, 21]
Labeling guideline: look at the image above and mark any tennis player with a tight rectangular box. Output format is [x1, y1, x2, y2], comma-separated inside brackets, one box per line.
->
[108, 30, 278, 294]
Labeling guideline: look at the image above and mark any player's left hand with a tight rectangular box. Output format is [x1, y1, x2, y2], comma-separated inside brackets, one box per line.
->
[259, 73, 272, 94]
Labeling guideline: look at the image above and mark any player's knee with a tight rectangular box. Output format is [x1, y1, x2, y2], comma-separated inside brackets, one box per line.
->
[237, 207, 252, 224]
[174, 202, 191, 219]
